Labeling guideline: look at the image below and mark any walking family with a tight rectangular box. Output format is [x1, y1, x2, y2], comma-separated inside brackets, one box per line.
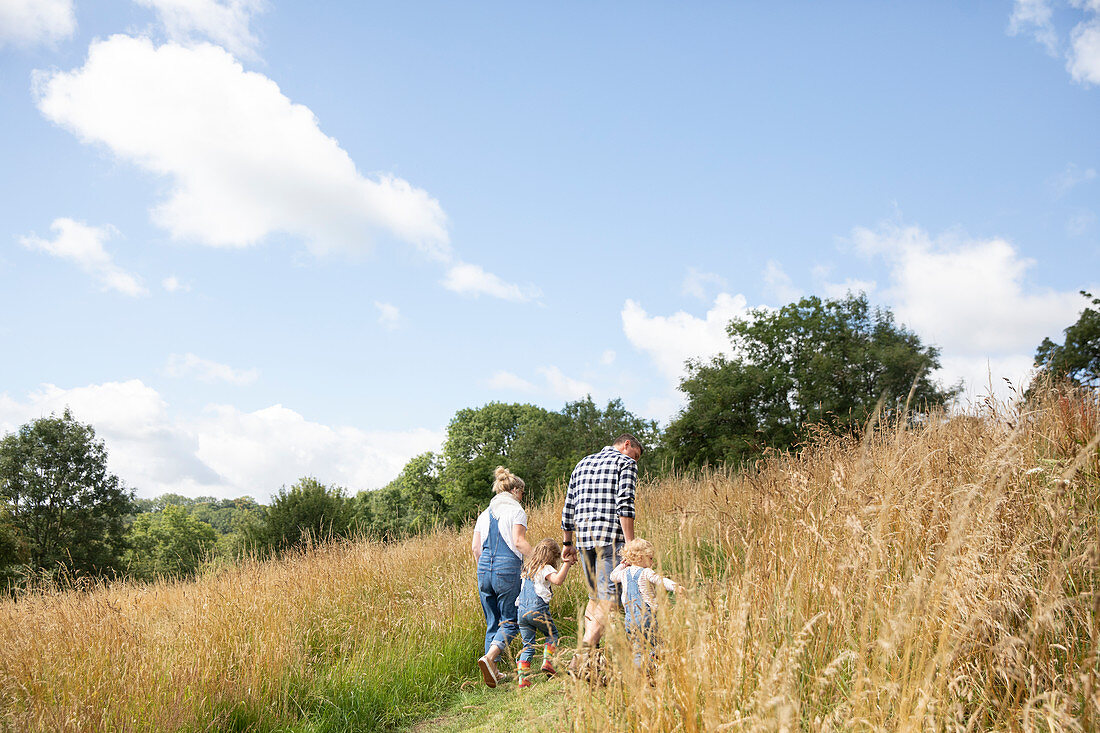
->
[470, 435, 682, 689]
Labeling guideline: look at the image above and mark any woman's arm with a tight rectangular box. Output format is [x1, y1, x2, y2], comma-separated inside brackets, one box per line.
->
[512, 524, 534, 557]
[471, 531, 482, 561]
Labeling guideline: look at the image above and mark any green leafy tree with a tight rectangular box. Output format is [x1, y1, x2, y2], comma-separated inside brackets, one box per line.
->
[125, 504, 217, 580]
[243, 477, 354, 555]
[356, 452, 445, 539]
[1034, 291, 1100, 387]
[440, 403, 558, 521]
[0, 409, 135, 576]
[665, 294, 956, 468]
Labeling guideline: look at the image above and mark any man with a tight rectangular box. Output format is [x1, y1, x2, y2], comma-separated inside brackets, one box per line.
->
[561, 433, 642, 647]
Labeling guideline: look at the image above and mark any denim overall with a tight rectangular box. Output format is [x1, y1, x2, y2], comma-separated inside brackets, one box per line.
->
[623, 566, 655, 665]
[517, 574, 558, 663]
[477, 510, 522, 656]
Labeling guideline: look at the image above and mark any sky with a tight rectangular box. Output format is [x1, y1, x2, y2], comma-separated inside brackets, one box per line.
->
[0, 0, 1097, 502]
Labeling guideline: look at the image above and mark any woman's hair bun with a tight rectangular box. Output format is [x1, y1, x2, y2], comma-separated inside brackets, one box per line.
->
[494, 465, 510, 480]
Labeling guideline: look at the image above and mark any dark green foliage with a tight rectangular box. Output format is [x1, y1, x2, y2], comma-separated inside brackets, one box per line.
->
[242, 477, 354, 555]
[356, 452, 444, 539]
[125, 504, 218, 580]
[353, 397, 659, 537]
[0, 409, 134, 578]
[665, 294, 956, 468]
[1034, 291, 1100, 387]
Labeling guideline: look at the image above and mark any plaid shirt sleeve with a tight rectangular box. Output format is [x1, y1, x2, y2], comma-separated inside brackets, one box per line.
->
[615, 458, 637, 518]
[561, 465, 578, 532]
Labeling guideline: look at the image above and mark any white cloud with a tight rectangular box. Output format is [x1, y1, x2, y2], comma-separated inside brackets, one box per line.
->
[537, 366, 594, 400]
[762, 260, 801, 304]
[191, 404, 443, 496]
[1068, 17, 1100, 84]
[20, 218, 148, 297]
[621, 293, 748, 382]
[939, 354, 1037, 402]
[1067, 210, 1096, 235]
[134, 0, 264, 60]
[441, 262, 540, 302]
[0, 380, 444, 500]
[848, 223, 1089, 395]
[164, 353, 258, 385]
[599, 349, 616, 366]
[374, 301, 401, 330]
[1053, 163, 1097, 195]
[162, 274, 190, 292]
[35, 36, 450, 259]
[1009, 0, 1059, 54]
[486, 371, 537, 392]
[0, 0, 75, 48]
[681, 267, 727, 300]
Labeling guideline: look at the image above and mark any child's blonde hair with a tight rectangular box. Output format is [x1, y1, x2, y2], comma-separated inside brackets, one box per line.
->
[622, 538, 655, 566]
[522, 538, 562, 579]
[492, 466, 525, 495]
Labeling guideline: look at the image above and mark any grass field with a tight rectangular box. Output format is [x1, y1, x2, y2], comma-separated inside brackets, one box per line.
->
[0, 385, 1096, 731]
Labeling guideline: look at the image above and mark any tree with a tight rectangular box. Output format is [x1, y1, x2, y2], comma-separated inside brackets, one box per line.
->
[357, 452, 445, 539]
[243, 477, 354, 555]
[0, 409, 135, 577]
[440, 403, 559, 521]
[665, 294, 957, 467]
[1034, 291, 1100, 387]
[125, 504, 217, 580]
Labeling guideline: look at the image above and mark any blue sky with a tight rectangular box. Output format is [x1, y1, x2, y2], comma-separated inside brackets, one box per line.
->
[0, 0, 1097, 500]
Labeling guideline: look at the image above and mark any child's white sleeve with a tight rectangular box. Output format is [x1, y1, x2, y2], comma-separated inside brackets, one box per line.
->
[539, 565, 555, 584]
[646, 568, 677, 592]
[609, 563, 625, 584]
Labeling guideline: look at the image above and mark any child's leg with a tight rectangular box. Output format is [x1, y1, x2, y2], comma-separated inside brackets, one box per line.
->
[530, 611, 559, 674]
[518, 611, 540, 665]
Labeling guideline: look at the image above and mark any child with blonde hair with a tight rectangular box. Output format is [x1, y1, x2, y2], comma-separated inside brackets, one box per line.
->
[515, 538, 575, 688]
[609, 538, 681, 665]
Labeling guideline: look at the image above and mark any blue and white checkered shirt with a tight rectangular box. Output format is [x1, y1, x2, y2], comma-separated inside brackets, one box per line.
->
[561, 446, 637, 549]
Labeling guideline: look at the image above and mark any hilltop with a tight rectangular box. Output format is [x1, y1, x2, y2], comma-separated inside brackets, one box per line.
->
[0, 386, 1096, 731]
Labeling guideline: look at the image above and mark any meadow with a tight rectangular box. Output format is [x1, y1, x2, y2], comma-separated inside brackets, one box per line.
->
[0, 385, 1096, 731]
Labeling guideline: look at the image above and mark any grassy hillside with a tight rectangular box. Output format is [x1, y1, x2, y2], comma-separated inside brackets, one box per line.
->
[0, 386, 1097, 731]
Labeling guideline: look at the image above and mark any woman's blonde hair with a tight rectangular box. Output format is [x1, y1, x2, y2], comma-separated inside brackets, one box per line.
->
[522, 538, 562, 579]
[622, 538, 655, 566]
[492, 466, 525, 495]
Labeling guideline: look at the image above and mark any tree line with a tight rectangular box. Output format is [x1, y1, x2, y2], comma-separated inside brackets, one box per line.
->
[1, 292, 1095, 588]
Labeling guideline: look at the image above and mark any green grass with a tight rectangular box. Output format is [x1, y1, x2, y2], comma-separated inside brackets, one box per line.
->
[404, 675, 570, 733]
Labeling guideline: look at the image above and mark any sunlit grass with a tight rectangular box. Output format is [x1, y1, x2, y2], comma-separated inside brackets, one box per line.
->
[0, 384, 1096, 731]
[567, 386, 1100, 731]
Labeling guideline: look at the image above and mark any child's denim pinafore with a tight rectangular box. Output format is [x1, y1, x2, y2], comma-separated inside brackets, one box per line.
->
[623, 566, 656, 664]
[517, 571, 558, 663]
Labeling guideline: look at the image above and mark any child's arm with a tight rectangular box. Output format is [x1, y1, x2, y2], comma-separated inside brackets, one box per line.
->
[645, 567, 680, 593]
[608, 560, 629, 585]
[547, 559, 575, 586]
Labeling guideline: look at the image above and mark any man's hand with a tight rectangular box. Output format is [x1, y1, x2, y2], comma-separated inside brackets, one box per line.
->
[563, 545, 578, 562]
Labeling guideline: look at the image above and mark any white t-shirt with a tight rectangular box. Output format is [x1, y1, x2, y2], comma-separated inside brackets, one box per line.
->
[519, 564, 556, 604]
[473, 493, 528, 560]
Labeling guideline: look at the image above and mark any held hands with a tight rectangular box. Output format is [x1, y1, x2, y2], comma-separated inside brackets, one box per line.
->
[562, 545, 578, 563]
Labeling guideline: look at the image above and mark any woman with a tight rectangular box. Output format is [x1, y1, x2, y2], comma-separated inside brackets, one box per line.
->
[470, 466, 533, 688]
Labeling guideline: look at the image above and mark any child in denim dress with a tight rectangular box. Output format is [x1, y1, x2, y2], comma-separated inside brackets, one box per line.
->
[609, 538, 681, 666]
[516, 539, 575, 688]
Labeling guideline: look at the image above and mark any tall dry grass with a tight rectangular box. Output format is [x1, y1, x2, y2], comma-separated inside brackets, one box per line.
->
[0, 525, 488, 731]
[569, 386, 1100, 731]
[0, 385, 1096, 731]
